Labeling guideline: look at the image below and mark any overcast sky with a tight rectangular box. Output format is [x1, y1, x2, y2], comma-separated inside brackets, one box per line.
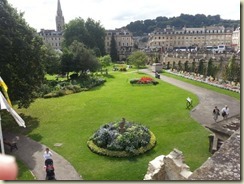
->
[7, 0, 240, 31]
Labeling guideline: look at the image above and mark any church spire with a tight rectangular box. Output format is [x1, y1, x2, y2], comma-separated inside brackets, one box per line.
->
[56, 0, 65, 32]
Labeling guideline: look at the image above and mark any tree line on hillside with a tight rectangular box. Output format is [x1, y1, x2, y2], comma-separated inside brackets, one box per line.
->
[125, 14, 240, 36]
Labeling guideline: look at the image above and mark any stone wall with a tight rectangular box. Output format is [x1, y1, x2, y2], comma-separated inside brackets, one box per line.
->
[144, 149, 192, 180]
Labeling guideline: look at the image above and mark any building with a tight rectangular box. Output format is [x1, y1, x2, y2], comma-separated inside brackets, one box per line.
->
[232, 27, 240, 51]
[38, 0, 65, 50]
[105, 28, 134, 61]
[147, 25, 234, 51]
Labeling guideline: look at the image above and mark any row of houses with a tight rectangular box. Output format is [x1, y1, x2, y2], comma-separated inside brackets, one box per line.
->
[39, 0, 240, 61]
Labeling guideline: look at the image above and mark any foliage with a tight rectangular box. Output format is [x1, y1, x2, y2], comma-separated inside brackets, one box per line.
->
[207, 58, 218, 78]
[110, 34, 118, 62]
[197, 60, 205, 75]
[126, 14, 240, 36]
[61, 41, 101, 75]
[223, 55, 240, 82]
[87, 121, 156, 157]
[113, 64, 128, 72]
[0, 0, 47, 108]
[63, 17, 106, 56]
[41, 45, 62, 75]
[41, 75, 106, 98]
[98, 55, 112, 74]
[127, 51, 148, 69]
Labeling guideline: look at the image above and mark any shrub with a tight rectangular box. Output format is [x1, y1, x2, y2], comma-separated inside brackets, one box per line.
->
[87, 121, 156, 157]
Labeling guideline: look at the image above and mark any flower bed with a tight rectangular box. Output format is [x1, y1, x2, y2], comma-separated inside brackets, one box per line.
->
[87, 120, 156, 157]
[130, 76, 159, 85]
[166, 70, 240, 93]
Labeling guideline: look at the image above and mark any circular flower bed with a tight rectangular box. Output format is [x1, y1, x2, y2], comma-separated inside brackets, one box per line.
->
[87, 120, 156, 157]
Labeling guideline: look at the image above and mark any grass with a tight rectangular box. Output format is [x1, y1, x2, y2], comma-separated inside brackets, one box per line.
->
[4, 69, 211, 180]
[16, 159, 35, 180]
[162, 71, 240, 100]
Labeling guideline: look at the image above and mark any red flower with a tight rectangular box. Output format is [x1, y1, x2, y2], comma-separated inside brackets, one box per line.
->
[138, 77, 153, 84]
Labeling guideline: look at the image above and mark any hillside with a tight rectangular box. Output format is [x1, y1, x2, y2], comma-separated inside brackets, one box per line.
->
[125, 14, 240, 36]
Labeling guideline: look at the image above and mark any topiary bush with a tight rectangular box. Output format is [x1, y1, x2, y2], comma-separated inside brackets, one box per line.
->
[87, 120, 156, 157]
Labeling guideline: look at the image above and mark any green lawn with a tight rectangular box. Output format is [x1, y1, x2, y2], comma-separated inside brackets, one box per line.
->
[6, 70, 211, 180]
[16, 159, 35, 180]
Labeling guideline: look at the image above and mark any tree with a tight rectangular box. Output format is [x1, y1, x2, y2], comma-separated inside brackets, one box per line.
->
[207, 58, 218, 78]
[198, 60, 204, 75]
[0, 0, 46, 108]
[127, 51, 148, 69]
[41, 44, 61, 75]
[110, 34, 118, 62]
[61, 48, 74, 79]
[184, 61, 189, 72]
[61, 41, 100, 76]
[63, 17, 106, 56]
[224, 56, 240, 82]
[178, 61, 183, 71]
[98, 55, 112, 74]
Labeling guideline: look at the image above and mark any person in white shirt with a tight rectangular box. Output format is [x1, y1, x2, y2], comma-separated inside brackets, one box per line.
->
[43, 148, 53, 160]
[221, 105, 229, 119]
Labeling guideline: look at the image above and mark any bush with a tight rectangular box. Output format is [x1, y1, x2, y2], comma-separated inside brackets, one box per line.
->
[42, 75, 105, 98]
[87, 121, 156, 157]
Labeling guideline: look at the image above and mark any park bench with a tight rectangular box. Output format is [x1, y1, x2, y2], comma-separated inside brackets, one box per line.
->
[3, 139, 18, 152]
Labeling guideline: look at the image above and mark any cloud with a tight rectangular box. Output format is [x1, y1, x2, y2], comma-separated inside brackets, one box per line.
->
[7, 0, 240, 31]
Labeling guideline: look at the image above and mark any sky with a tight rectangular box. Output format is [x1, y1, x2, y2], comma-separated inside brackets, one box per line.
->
[7, 0, 241, 31]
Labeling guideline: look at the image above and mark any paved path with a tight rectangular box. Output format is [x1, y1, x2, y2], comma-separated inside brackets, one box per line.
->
[141, 69, 240, 127]
[3, 69, 240, 181]
[4, 133, 82, 180]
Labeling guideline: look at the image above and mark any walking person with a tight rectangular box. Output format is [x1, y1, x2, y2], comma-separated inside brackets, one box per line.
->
[43, 148, 53, 160]
[221, 105, 229, 119]
[212, 106, 220, 122]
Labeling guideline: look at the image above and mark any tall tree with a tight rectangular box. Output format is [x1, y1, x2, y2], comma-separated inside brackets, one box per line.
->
[110, 34, 118, 62]
[198, 60, 204, 75]
[41, 44, 61, 75]
[207, 58, 218, 78]
[61, 41, 100, 75]
[0, 0, 46, 108]
[224, 56, 240, 82]
[127, 51, 148, 69]
[63, 17, 106, 56]
[98, 55, 112, 74]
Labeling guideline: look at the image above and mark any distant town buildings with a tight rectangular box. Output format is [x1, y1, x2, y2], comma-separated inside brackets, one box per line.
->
[147, 25, 234, 51]
[38, 0, 64, 50]
[231, 27, 240, 51]
[105, 28, 134, 61]
[38, 0, 240, 59]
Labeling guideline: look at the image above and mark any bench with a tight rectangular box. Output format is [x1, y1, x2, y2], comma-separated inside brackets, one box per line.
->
[3, 139, 18, 152]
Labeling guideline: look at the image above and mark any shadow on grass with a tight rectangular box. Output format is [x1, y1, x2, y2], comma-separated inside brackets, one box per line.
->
[1, 111, 40, 136]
